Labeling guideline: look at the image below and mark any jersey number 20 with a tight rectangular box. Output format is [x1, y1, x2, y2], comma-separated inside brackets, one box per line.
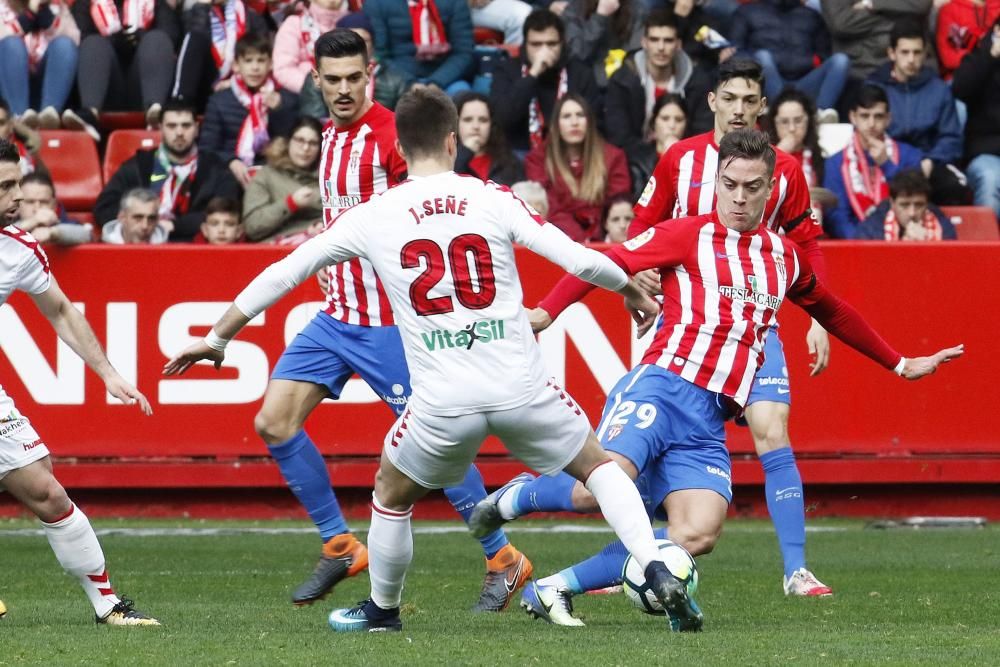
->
[401, 234, 496, 316]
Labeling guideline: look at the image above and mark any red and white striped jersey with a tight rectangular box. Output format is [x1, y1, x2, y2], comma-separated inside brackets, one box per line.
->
[631, 131, 820, 245]
[319, 102, 407, 326]
[609, 214, 816, 407]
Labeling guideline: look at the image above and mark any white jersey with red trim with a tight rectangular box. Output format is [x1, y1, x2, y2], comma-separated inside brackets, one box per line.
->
[1, 225, 52, 418]
[632, 131, 819, 244]
[611, 214, 815, 407]
[233, 172, 628, 417]
[319, 102, 407, 326]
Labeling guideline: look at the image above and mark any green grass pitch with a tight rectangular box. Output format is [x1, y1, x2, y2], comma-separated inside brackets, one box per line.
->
[1, 518, 998, 665]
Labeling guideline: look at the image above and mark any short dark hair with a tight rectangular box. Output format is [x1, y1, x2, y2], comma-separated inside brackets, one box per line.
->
[205, 196, 242, 218]
[159, 97, 198, 124]
[644, 8, 678, 34]
[395, 86, 458, 160]
[714, 58, 766, 97]
[718, 127, 776, 178]
[889, 18, 925, 49]
[22, 172, 55, 192]
[314, 28, 369, 68]
[235, 32, 272, 60]
[0, 97, 10, 116]
[523, 9, 564, 43]
[851, 84, 890, 112]
[889, 169, 931, 200]
[648, 92, 687, 135]
[0, 138, 19, 164]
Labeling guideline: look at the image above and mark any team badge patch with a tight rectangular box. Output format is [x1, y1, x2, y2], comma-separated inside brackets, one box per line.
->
[637, 176, 656, 207]
[606, 424, 624, 441]
[624, 228, 655, 251]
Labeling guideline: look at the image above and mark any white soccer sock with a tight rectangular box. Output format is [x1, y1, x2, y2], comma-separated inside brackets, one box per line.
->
[368, 495, 413, 610]
[41, 504, 120, 618]
[496, 483, 525, 521]
[585, 461, 661, 571]
[538, 573, 571, 590]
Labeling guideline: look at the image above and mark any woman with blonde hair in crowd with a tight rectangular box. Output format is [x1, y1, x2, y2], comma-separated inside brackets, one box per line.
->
[525, 92, 630, 242]
[243, 116, 324, 243]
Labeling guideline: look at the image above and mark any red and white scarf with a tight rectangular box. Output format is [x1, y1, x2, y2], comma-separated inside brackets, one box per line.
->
[13, 137, 35, 175]
[882, 207, 942, 241]
[525, 65, 567, 150]
[408, 0, 450, 60]
[300, 10, 323, 60]
[841, 131, 898, 222]
[232, 75, 275, 166]
[151, 144, 198, 219]
[89, 0, 154, 37]
[1, 0, 63, 71]
[210, 0, 246, 81]
[799, 148, 816, 187]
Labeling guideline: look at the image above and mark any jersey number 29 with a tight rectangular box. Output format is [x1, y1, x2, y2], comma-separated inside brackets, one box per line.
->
[401, 234, 496, 316]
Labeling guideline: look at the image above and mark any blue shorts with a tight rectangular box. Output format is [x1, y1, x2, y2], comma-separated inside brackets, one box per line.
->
[746, 326, 791, 407]
[271, 313, 411, 416]
[595, 365, 733, 521]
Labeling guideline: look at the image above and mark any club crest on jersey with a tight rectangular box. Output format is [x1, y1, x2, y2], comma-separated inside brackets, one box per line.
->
[773, 254, 787, 282]
[606, 424, 624, 441]
[719, 275, 781, 309]
[637, 176, 656, 207]
[624, 228, 655, 251]
[347, 150, 361, 174]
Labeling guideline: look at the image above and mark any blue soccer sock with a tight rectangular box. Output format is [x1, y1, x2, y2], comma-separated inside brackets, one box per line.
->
[267, 430, 349, 541]
[511, 472, 579, 516]
[554, 528, 669, 594]
[443, 466, 508, 559]
[760, 446, 807, 577]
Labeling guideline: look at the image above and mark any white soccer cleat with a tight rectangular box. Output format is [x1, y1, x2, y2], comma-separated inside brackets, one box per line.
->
[783, 568, 833, 597]
[520, 581, 585, 627]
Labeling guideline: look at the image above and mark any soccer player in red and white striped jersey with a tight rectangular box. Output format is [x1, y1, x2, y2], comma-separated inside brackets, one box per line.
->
[630, 59, 835, 596]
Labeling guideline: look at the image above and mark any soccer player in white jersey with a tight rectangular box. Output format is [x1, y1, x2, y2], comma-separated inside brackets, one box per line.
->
[165, 86, 705, 634]
[0, 140, 159, 626]
[229, 29, 531, 612]
[470, 128, 962, 625]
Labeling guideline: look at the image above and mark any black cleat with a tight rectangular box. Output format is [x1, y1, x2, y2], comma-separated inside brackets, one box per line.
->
[292, 534, 368, 606]
[645, 562, 704, 632]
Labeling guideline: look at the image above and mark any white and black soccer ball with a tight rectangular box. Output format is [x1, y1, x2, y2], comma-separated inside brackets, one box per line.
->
[621, 539, 699, 615]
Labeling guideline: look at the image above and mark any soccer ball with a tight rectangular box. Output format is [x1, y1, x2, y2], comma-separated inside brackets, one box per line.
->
[0, 599, 7, 619]
[622, 539, 699, 615]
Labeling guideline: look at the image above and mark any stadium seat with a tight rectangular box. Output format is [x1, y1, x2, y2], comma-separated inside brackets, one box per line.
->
[38, 131, 103, 213]
[473, 27, 505, 46]
[104, 130, 161, 183]
[99, 111, 147, 131]
[941, 206, 1000, 241]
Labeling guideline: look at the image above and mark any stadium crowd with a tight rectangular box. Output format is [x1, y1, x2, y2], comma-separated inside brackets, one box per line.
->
[1, 0, 998, 245]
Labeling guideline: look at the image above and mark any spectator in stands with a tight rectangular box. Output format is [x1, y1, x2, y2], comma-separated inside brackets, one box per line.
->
[524, 92, 630, 241]
[200, 33, 299, 187]
[763, 88, 829, 227]
[272, 0, 349, 96]
[822, 0, 932, 82]
[0, 0, 79, 129]
[511, 179, 548, 216]
[200, 196, 244, 243]
[364, 0, 475, 95]
[172, 0, 270, 113]
[670, 0, 734, 68]
[101, 188, 169, 244]
[602, 193, 632, 242]
[0, 97, 45, 175]
[96, 98, 241, 241]
[857, 168, 957, 240]
[63, 0, 180, 139]
[952, 18, 1000, 220]
[454, 91, 524, 185]
[867, 19, 971, 206]
[604, 10, 711, 158]
[823, 85, 924, 239]
[469, 0, 533, 46]
[935, 0, 1000, 80]
[242, 116, 323, 242]
[627, 91, 686, 201]
[14, 172, 93, 245]
[729, 0, 848, 121]
[490, 9, 600, 153]
[562, 0, 645, 89]
[299, 12, 409, 118]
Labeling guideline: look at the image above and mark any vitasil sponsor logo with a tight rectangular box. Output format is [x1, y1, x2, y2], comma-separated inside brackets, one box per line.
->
[718, 275, 781, 310]
[421, 320, 506, 351]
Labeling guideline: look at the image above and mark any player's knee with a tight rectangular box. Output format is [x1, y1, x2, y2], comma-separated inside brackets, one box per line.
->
[254, 409, 297, 445]
[373, 470, 408, 512]
[669, 525, 719, 557]
[750, 415, 789, 452]
[28, 476, 72, 522]
[569, 482, 600, 513]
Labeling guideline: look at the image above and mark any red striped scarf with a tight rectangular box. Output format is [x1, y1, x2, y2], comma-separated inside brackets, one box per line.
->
[408, 0, 450, 60]
[232, 74, 275, 166]
[524, 65, 567, 150]
[841, 131, 898, 222]
[0, 0, 63, 71]
[210, 0, 246, 81]
[882, 207, 942, 241]
[88, 0, 154, 37]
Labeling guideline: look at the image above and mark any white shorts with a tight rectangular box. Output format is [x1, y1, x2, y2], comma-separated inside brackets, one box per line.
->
[0, 412, 49, 482]
[383, 380, 592, 489]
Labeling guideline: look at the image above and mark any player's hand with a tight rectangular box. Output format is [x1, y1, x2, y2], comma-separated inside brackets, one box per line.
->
[105, 375, 153, 415]
[163, 340, 225, 376]
[806, 319, 830, 376]
[230, 160, 252, 187]
[624, 290, 660, 338]
[315, 265, 331, 295]
[634, 268, 662, 297]
[527, 307, 553, 333]
[900, 344, 964, 380]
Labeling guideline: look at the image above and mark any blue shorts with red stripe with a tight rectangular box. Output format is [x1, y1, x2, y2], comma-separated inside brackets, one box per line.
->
[271, 313, 411, 415]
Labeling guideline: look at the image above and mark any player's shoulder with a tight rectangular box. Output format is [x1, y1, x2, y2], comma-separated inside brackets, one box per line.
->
[0, 225, 51, 272]
[626, 213, 711, 250]
[366, 103, 398, 133]
[772, 146, 805, 175]
[672, 132, 714, 155]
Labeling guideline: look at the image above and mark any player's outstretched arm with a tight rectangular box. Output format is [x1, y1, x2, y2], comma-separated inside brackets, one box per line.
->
[162, 304, 251, 376]
[899, 346, 965, 380]
[30, 277, 152, 415]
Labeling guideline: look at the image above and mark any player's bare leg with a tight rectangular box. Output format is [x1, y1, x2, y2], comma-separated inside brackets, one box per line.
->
[255, 378, 370, 605]
[1, 458, 159, 625]
[664, 489, 728, 558]
[745, 400, 832, 597]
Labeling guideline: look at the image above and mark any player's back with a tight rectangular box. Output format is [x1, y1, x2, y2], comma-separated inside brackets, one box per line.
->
[356, 172, 548, 416]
